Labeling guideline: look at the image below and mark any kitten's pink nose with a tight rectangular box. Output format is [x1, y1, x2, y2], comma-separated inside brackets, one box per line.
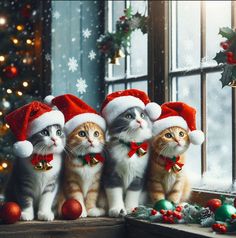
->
[88, 139, 93, 144]
[136, 120, 141, 124]
[51, 138, 57, 145]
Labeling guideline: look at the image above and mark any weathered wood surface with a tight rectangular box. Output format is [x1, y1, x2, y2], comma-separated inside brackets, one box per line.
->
[0, 217, 126, 238]
[126, 217, 236, 238]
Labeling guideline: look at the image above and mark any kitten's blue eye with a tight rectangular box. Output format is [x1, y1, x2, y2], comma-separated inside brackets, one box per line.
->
[78, 131, 86, 137]
[179, 131, 185, 137]
[165, 133, 172, 138]
[56, 129, 62, 136]
[94, 131, 99, 137]
[41, 129, 49, 136]
[125, 114, 133, 119]
[140, 113, 145, 118]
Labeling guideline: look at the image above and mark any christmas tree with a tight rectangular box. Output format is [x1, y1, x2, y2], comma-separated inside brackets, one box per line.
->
[0, 0, 41, 192]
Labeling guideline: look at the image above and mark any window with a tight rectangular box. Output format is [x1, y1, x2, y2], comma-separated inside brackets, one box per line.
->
[105, 0, 148, 93]
[169, 1, 236, 193]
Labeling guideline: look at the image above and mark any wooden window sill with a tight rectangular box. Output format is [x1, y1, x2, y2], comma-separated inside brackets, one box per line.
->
[125, 217, 236, 238]
[0, 217, 125, 238]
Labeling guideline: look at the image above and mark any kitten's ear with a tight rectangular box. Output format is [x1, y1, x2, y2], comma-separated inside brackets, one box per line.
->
[145, 102, 161, 121]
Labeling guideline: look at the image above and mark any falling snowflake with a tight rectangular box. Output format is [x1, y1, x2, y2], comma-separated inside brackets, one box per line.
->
[88, 50, 96, 60]
[83, 28, 91, 39]
[45, 53, 51, 61]
[76, 78, 88, 94]
[53, 11, 61, 19]
[68, 57, 78, 72]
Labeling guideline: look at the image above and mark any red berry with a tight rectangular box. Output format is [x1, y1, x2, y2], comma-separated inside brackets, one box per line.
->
[168, 217, 175, 224]
[206, 199, 222, 212]
[220, 225, 227, 233]
[231, 214, 236, 219]
[151, 209, 158, 215]
[160, 209, 165, 214]
[220, 41, 229, 50]
[162, 215, 169, 223]
[166, 210, 173, 216]
[175, 206, 182, 212]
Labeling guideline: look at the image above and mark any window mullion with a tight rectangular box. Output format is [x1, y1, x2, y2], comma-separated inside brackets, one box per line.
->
[231, 1, 236, 185]
[200, 1, 207, 176]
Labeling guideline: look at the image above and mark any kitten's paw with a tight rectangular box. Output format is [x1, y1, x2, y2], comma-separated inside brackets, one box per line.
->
[21, 211, 34, 221]
[37, 210, 55, 221]
[80, 209, 87, 218]
[87, 207, 105, 217]
[108, 207, 127, 218]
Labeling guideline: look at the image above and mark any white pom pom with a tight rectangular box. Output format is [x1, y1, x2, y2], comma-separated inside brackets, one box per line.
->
[189, 130, 205, 145]
[13, 141, 33, 158]
[145, 102, 162, 121]
[44, 95, 55, 106]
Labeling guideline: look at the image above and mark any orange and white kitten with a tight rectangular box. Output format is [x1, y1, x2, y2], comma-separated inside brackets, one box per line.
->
[148, 126, 191, 204]
[60, 122, 105, 217]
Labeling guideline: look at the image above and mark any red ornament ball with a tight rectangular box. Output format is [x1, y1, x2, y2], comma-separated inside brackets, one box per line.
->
[61, 199, 82, 220]
[206, 198, 222, 212]
[4, 66, 19, 78]
[1, 202, 21, 224]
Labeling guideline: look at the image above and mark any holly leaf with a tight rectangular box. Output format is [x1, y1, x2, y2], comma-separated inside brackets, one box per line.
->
[219, 27, 235, 40]
[220, 65, 234, 88]
[213, 51, 227, 64]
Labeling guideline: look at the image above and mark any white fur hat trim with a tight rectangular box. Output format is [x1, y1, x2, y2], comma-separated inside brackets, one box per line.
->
[101, 95, 145, 125]
[189, 130, 205, 145]
[145, 102, 162, 121]
[65, 112, 106, 135]
[13, 140, 33, 158]
[44, 95, 55, 107]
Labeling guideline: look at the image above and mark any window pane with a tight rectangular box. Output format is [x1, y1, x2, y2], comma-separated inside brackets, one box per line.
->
[109, 0, 125, 79]
[205, 1, 231, 66]
[173, 1, 200, 69]
[171, 75, 201, 185]
[205, 72, 232, 191]
[130, 1, 147, 76]
[130, 81, 147, 93]
[113, 83, 125, 91]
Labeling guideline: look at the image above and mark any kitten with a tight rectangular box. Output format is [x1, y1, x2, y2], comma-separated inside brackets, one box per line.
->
[148, 126, 191, 204]
[103, 107, 152, 217]
[60, 122, 105, 217]
[5, 124, 65, 221]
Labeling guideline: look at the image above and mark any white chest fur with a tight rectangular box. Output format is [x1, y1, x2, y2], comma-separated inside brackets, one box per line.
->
[22, 154, 62, 191]
[72, 159, 103, 196]
[110, 143, 149, 190]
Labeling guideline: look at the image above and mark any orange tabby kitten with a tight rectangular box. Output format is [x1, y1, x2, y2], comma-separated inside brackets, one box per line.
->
[60, 122, 105, 217]
[148, 126, 191, 204]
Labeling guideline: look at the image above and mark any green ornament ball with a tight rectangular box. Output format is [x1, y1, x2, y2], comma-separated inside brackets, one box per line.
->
[153, 199, 174, 211]
[215, 204, 236, 222]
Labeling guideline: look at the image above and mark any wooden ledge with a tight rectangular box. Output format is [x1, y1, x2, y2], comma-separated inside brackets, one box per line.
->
[126, 217, 236, 238]
[0, 217, 125, 238]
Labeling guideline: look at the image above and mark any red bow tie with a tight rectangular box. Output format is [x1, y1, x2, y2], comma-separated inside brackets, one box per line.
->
[160, 155, 184, 173]
[84, 153, 105, 165]
[31, 154, 53, 166]
[128, 141, 148, 158]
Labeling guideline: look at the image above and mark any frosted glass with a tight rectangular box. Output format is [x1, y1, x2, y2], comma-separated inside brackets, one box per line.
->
[205, 1, 231, 66]
[206, 72, 232, 189]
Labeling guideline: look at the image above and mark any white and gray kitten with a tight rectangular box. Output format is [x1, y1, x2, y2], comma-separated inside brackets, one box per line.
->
[5, 124, 65, 221]
[103, 107, 152, 217]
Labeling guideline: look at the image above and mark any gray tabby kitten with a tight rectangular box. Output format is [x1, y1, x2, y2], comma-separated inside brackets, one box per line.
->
[5, 124, 65, 221]
[103, 107, 152, 217]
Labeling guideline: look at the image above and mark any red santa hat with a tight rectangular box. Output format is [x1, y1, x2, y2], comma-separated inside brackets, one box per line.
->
[101, 89, 161, 125]
[5, 101, 65, 158]
[44, 94, 106, 135]
[152, 102, 204, 145]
